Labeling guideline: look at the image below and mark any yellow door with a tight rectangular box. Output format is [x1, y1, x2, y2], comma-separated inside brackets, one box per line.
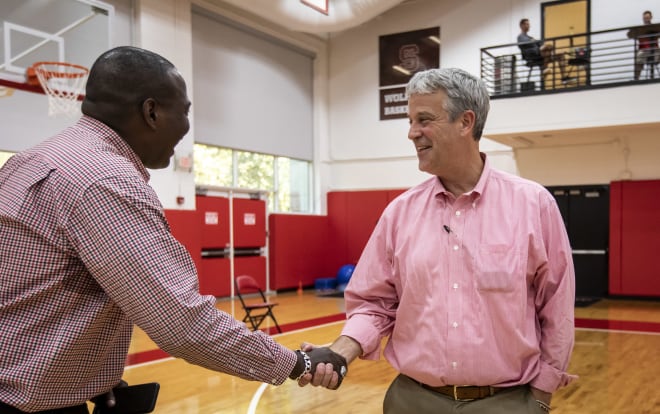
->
[543, 0, 589, 87]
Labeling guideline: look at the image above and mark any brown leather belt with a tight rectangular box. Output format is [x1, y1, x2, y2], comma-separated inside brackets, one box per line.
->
[421, 384, 506, 401]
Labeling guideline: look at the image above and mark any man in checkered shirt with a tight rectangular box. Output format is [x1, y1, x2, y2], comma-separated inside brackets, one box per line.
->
[0, 46, 345, 413]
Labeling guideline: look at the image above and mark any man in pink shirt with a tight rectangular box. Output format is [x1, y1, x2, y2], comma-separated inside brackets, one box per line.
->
[301, 68, 576, 413]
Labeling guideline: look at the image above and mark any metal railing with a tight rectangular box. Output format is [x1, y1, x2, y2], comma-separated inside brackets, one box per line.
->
[480, 25, 659, 98]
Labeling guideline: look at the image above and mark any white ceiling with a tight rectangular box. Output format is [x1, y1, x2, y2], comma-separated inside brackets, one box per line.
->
[201, 0, 407, 34]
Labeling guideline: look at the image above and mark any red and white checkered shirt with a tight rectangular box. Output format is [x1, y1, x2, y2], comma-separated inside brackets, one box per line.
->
[0, 116, 296, 411]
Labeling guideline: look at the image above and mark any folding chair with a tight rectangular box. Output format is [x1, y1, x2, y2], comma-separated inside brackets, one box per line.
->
[235, 275, 282, 333]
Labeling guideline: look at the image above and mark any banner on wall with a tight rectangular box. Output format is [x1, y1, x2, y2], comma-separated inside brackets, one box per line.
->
[379, 27, 440, 120]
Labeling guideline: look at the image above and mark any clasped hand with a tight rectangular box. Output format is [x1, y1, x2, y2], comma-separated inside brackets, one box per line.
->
[296, 342, 347, 390]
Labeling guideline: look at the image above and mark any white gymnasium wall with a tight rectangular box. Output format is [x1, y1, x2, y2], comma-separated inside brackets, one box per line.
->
[134, 0, 197, 210]
[324, 0, 660, 191]
[5, 0, 658, 209]
[515, 132, 660, 186]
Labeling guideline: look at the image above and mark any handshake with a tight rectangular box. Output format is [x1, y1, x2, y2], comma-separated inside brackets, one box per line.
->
[288, 345, 348, 390]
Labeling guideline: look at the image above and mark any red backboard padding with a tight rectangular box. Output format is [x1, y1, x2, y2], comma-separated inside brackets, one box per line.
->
[610, 180, 660, 296]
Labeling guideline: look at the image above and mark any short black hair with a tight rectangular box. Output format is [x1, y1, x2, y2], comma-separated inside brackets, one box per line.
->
[520, 18, 529, 27]
[83, 46, 178, 118]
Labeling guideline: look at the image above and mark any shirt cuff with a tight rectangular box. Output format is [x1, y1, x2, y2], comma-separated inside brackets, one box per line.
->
[340, 315, 384, 360]
[530, 359, 578, 393]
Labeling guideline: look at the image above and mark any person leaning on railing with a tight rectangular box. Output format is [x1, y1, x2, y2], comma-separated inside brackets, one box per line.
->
[627, 10, 660, 80]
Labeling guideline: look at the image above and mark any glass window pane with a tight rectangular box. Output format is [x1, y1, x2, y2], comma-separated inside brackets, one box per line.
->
[236, 151, 274, 191]
[0, 151, 15, 168]
[194, 144, 232, 187]
[278, 157, 311, 213]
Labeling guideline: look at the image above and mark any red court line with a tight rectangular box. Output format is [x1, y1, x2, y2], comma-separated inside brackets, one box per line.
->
[575, 317, 660, 333]
[125, 313, 347, 367]
[126, 315, 659, 367]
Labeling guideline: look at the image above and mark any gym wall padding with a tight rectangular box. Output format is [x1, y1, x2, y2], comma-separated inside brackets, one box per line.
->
[232, 198, 267, 248]
[196, 195, 230, 250]
[268, 189, 408, 291]
[164, 209, 202, 278]
[235, 255, 267, 292]
[609, 180, 660, 297]
[268, 214, 333, 290]
[199, 257, 231, 297]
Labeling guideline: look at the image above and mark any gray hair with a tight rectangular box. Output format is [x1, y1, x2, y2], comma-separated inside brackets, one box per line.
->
[405, 68, 490, 140]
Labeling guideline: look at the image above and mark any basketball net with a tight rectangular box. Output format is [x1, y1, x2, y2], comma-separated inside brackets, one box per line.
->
[30, 62, 89, 118]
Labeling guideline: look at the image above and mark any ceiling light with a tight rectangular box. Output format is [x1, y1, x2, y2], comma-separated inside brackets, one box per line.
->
[392, 65, 411, 75]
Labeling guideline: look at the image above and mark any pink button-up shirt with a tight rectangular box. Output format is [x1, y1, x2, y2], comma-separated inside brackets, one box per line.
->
[342, 156, 576, 393]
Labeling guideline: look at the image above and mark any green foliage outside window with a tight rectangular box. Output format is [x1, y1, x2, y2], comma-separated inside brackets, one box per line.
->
[193, 144, 232, 187]
[236, 151, 274, 191]
[193, 143, 312, 213]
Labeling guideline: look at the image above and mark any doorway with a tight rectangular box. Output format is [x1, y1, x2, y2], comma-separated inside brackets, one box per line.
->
[542, 0, 590, 87]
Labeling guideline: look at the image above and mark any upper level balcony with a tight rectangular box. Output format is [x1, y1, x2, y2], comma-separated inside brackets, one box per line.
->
[480, 25, 660, 146]
[480, 25, 659, 99]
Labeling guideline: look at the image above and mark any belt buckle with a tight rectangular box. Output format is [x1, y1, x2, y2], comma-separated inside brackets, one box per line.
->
[453, 385, 475, 402]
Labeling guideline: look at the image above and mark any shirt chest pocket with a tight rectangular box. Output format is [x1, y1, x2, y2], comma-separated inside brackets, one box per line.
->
[473, 244, 525, 292]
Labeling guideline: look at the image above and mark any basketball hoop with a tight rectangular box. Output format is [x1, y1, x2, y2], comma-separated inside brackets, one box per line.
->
[28, 62, 89, 117]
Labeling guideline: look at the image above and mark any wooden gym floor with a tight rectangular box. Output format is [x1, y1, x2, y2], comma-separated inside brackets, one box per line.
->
[121, 291, 660, 414]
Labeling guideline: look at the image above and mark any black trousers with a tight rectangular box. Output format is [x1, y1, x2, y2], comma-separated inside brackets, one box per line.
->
[0, 400, 88, 414]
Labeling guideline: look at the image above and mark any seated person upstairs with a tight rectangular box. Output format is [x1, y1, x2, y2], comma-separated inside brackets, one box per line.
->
[518, 18, 571, 82]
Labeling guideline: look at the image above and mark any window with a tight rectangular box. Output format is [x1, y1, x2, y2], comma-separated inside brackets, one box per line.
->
[0, 151, 14, 168]
[193, 143, 312, 213]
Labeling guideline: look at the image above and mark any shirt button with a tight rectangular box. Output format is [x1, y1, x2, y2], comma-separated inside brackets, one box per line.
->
[452, 361, 458, 368]
[271, 379, 277, 384]
[452, 283, 459, 289]
[455, 210, 461, 216]
[452, 322, 458, 328]
[472, 202, 476, 208]
[453, 245, 459, 251]
[249, 368, 255, 374]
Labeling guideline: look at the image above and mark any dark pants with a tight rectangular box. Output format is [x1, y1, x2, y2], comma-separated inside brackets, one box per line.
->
[383, 374, 546, 414]
[0, 400, 88, 414]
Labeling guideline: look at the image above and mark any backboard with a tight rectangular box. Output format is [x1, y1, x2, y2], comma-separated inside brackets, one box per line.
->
[0, 0, 114, 91]
[0, 0, 117, 150]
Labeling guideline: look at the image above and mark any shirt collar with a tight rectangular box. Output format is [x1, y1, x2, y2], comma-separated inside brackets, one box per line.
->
[77, 115, 151, 182]
[433, 152, 491, 200]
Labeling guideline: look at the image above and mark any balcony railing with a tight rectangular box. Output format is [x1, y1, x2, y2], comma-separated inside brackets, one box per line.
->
[480, 25, 659, 98]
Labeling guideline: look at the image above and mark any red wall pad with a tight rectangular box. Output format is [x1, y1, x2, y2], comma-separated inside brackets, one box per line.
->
[233, 198, 266, 248]
[164, 209, 202, 277]
[611, 180, 660, 297]
[196, 195, 230, 250]
[328, 190, 395, 265]
[268, 214, 332, 290]
[199, 257, 231, 297]
[609, 182, 623, 295]
[234, 256, 267, 291]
